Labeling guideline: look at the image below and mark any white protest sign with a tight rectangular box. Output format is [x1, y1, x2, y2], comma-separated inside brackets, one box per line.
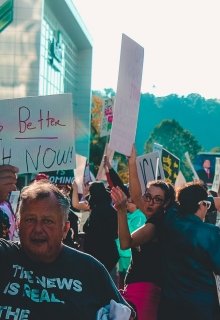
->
[9, 190, 20, 214]
[211, 158, 220, 193]
[184, 151, 199, 180]
[0, 94, 75, 174]
[109, 34, 144, 156]
[100, 98, 114, 137]
[136, 152, 165, 195]
[74, 154, 87, 194]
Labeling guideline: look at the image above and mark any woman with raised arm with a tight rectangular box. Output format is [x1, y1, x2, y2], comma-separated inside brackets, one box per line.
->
[111, 178, 175, 320]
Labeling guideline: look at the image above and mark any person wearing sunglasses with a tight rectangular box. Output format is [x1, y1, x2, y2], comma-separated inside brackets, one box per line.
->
[148, 181, 220, 320]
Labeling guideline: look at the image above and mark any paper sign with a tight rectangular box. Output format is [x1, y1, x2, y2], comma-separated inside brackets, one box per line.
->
[9, 190, 20, 213]
[184, 151, 199, 180]
[153, 143, 180, 184]
[0, 94, 75, 174]
[136, 152, 165, 195]
[211, 158, 220, 193]
[74, 154, 87, 194]
[100, 98, 114, 137]
[109, 34, 144, 156]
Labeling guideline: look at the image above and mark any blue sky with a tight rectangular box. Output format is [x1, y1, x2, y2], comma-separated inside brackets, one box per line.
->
[73, 0, 220, 99]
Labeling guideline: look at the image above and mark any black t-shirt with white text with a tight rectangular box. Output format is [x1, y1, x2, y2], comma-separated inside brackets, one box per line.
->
[0, 240, 128, 320]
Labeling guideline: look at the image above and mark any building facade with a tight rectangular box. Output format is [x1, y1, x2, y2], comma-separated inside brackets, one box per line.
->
[0, 0, 92, 160]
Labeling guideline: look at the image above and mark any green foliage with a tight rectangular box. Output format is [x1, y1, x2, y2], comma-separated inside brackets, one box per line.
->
[144, 119, 203, 181]
[90, 90, 220, 182]
[136, 93, 220, 155]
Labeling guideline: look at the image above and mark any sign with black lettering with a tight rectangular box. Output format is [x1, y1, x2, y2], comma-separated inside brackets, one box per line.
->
[0, 93, 75, 174]
[136, 151, 165, 195]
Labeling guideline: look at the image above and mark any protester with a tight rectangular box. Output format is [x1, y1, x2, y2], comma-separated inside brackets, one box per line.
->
[127, 147, 220, 319]
[83, 181, 119, 273]
[103, 154, 146, 288]
[111, 179, 175, 320]
[148, 182, 220, 320]
[0, 176, 135, 320]
[108, 146, 177, 320]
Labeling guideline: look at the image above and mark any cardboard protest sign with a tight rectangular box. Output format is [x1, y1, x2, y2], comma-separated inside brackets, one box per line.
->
[100, 98, 114, 137]
[211, 158, 220, 193]
[136, 151, 165, 195]
[0, 94, 75, 174]
[153, 143, 180, 184]
[109, 34, 144, 156]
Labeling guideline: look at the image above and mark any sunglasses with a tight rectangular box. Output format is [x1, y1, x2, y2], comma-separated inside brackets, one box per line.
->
[143, 193, 164, 205]
[198, 200, 211, 210]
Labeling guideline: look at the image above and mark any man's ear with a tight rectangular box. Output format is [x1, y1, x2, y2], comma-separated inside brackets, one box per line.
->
[63, 221, 70, 238]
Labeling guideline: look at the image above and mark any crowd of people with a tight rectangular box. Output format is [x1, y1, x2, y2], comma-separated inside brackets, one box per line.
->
[0, 146, 220, 320]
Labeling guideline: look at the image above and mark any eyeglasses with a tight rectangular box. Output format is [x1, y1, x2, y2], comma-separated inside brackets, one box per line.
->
[198, 200, 211, 210]
[143, 193, 164, 205]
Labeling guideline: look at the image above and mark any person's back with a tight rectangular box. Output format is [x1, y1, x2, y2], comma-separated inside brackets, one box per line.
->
[83, 181, 119, 272]
[157, 183, 220, 320]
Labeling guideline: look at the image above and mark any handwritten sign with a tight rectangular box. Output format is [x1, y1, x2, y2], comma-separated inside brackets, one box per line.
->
[109, 34, 144, 156]
[100, 98, 114, 137]
[136, 152, 165, 195]
[0, 94, 75, 174]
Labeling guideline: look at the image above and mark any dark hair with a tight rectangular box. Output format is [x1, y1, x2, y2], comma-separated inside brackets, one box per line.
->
[0, 209, 10, 239]
[147, 180, 176, 208]
[88, 181, 111, 209]
[177, 181, 208, 215]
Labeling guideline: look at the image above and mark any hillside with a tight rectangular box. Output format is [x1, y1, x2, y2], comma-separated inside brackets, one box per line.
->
[135, 93, 220, 155]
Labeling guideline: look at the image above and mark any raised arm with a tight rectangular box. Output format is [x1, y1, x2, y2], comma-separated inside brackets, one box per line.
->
[71, 181, 90, 211]
[111, 186, 155, 249]
[104, 155, 129, 197]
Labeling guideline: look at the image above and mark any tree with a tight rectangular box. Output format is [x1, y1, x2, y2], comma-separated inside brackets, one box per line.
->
[144, 119, 203, 181]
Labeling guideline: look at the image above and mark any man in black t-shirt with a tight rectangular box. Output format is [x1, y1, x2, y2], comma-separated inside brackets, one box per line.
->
[0, 167, 134, 320]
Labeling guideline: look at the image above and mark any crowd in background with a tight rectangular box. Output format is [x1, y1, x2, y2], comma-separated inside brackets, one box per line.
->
[0, 148, 220, 320]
